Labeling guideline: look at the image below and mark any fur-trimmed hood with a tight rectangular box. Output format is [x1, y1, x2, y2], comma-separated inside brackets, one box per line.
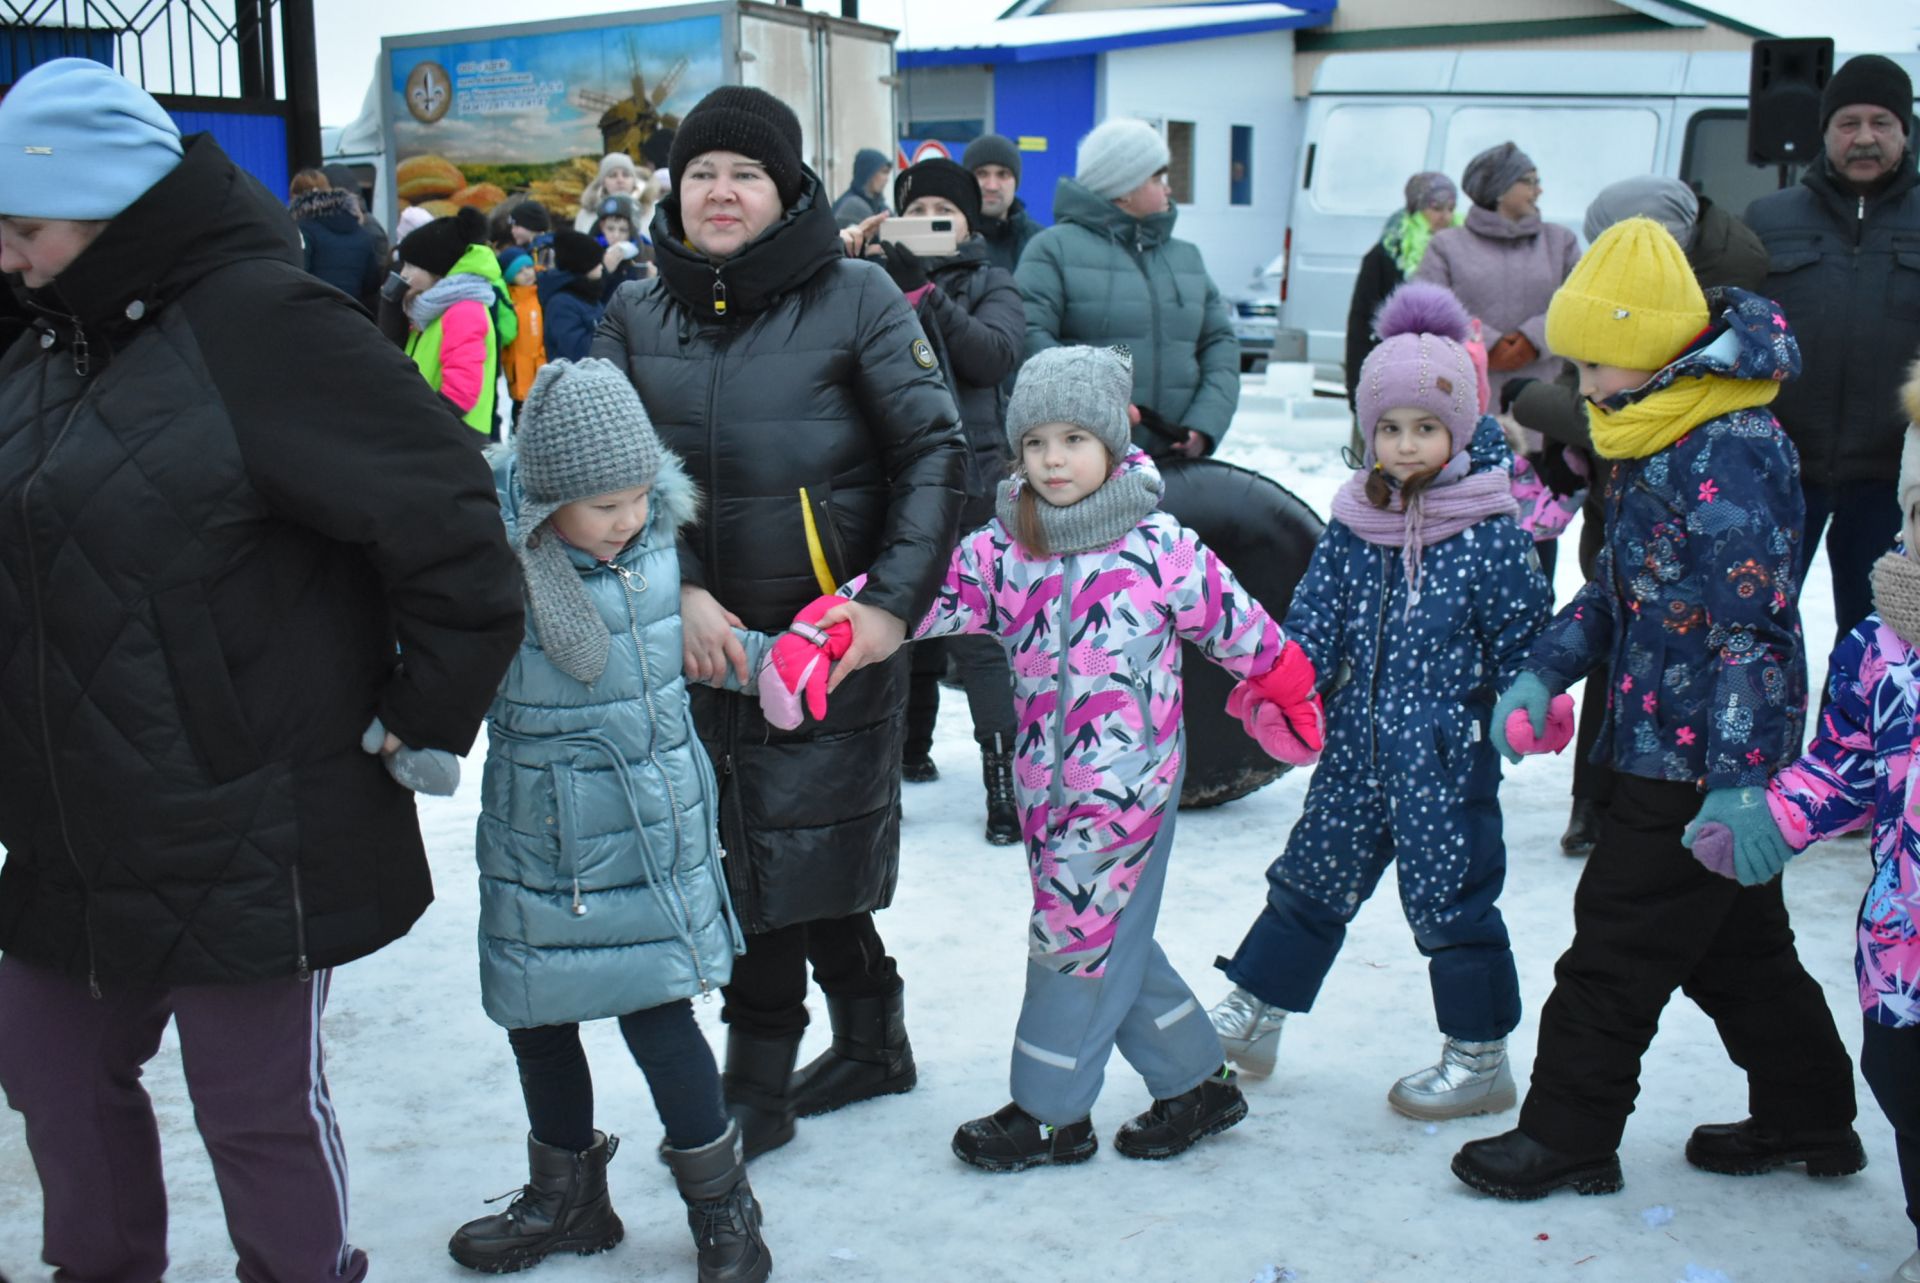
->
[289, 186, 363, 228]
[491, 442, 701, 562]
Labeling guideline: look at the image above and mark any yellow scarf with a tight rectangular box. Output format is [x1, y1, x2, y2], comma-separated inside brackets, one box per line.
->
[1587, 374, 1780, 460]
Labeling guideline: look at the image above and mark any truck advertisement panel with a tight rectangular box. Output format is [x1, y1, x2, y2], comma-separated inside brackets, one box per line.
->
[388, 14, 724, 225]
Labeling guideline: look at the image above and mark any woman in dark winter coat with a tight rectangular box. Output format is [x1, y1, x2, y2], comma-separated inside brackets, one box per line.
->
[291, 184, 384, 313]
[849, 157, 1026, 843]
[591, 86, 966, 1160]
[538, 228, 607, 362]
[0, 60, 523, 1283]
[1344, 171, 1457, 407]
[1506, 175, 1770, 859]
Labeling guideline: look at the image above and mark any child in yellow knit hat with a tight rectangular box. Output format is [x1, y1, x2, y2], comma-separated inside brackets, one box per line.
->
[1450, 217, 1864, 1202]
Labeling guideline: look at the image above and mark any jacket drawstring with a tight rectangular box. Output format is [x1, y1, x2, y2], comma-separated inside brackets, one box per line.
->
[485, 723, 720, 959]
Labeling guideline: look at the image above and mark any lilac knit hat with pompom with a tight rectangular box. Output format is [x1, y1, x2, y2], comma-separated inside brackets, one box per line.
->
[1355, 281, 1480, 464]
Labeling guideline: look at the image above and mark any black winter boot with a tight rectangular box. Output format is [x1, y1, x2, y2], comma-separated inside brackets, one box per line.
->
[903, 670, 940, 782]
[664, 1120, 772, 1283]
[1113, 1065, 1249, 1160]
[447, 1132, 623, 1273]
[952, 1101, 1097, 1172]
[981, 734, 1020, 846]
[1684, 1117, 1867, 1177]
[722, 1030, 802, 1161]
[789, 984, 917, 1118]
[1451, 1127, 1623, 1200]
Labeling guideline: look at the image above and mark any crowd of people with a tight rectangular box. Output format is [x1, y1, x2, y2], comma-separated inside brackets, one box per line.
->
[0, 44, 1918, 1283]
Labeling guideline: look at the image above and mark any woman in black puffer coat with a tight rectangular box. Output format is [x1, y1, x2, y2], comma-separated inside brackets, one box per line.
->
[290, 185, 383, 313]
[858, 158, 1026, 846]
[591, 87, 966, 1160]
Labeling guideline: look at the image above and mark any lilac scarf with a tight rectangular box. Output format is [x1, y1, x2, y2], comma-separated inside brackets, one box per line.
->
[1330, 466, 1520, 615]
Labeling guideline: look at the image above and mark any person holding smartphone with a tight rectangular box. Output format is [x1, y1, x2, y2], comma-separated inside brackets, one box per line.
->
[843, 158, 1027, 844]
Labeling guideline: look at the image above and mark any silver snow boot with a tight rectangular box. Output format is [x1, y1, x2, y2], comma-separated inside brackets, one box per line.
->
[1387, 1038, 1515, 1121]
[1207, 987, 1288, 1078]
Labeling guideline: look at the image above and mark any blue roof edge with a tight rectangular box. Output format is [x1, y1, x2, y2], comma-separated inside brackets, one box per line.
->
[900, 9, 1333, 69]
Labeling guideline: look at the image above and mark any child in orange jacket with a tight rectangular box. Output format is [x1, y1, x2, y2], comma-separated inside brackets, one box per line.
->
[502, 253, 546, 423]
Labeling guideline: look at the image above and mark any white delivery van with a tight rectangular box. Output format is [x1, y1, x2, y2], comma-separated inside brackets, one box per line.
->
[1274, 49, 1920, 388]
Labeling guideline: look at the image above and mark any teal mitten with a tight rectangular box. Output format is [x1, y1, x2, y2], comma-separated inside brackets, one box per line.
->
[1489, 672, 1552, 765]
[1682, 786, 1794, 886]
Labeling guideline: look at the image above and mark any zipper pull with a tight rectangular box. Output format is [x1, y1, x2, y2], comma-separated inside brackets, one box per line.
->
[88, 969, 101, 1000]
[1859, 195, 1866, 223]
[712, 275, 728, 317]
[722, 753, 734, 776]
[296, 956, 311, 983]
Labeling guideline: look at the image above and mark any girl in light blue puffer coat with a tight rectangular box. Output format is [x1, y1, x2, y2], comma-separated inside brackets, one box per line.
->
[450, 359, 773, 1283]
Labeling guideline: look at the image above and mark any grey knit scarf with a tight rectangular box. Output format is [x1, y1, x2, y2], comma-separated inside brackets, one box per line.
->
[1874, 551, 1920, 647]
[406, 273, 495, 331]
[995, 461, 1162, 556]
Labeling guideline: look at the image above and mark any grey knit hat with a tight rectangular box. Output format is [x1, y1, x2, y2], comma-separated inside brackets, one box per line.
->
[962, 133, 1022, 183]
[514, 358, 666, 683]
[1075, 119, 1169, 201]
[1005, 345, 1135, 458]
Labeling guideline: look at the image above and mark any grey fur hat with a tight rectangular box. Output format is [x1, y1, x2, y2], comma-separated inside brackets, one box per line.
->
[514, 357, 666, 683]
[1005, 345, 1135, 459]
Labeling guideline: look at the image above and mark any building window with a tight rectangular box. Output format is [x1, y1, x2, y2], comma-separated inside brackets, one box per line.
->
[1166, 119, 1195, 205]
[1230, 124, 1253, 206]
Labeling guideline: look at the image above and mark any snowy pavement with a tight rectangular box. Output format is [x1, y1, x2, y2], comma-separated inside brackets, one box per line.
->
[0, 376, 1901, 1283]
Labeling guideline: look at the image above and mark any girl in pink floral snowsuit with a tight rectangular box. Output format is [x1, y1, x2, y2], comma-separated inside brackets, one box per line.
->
[903, 346, 1323, 1172]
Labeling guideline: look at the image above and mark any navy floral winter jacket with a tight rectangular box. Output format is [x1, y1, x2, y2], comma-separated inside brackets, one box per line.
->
[1525, 288, 1807, 790]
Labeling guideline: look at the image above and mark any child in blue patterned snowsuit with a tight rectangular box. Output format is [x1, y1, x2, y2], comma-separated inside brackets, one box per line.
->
[1451, 218, 1859, 1203]
[1208, 282, 1551, 1121]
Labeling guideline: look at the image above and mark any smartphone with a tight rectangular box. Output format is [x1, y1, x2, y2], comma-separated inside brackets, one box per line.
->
[879, 216, 959, 257]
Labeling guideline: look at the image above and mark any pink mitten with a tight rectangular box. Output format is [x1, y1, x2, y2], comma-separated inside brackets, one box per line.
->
[1227, 678, 1325, 766]
[757, 595, 852, 731]
[1502, 692, 1576, 756]
[1236, 641, 1326, 759]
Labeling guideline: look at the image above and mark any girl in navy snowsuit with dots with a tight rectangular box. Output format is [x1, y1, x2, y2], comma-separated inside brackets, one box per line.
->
[1207, 282, 1552, 1120]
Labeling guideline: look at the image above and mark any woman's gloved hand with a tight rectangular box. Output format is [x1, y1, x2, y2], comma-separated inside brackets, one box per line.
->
[1487, 330, 1539, 372]
[361, 716, 460, 796]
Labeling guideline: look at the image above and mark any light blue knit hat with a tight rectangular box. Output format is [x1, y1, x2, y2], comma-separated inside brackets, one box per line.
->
[0, 58, 184, 220]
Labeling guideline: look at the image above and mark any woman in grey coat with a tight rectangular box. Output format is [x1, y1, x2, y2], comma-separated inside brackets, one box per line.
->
[1016, 118, 1239, 459]
[451, 360, 774, 1283]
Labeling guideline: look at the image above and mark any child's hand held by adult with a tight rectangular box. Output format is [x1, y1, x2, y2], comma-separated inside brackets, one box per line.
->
[1502, 692, 1575, 756]
[758, 595, 854, 730]
[816, 599, 907, 693]
[1682, 786, 1794, 885]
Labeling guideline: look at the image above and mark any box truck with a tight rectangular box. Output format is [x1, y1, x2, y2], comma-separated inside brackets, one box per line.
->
[340, 2, 898, 233]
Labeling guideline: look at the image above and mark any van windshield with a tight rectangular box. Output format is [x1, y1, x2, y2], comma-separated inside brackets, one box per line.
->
[1442, 106, 1660, 223]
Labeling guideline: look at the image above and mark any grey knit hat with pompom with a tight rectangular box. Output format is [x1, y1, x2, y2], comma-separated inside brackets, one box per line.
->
[513, 357, 664, 683]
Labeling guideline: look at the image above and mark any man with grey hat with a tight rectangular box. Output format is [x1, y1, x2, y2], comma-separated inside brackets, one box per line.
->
[963, 133, 1045, 273]
[1016, 117, 1238, 459]
[1749, 53, 1920, 667]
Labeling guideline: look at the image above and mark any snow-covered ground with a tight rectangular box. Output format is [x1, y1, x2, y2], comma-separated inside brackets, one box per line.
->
[0, 375, 1898, 1283]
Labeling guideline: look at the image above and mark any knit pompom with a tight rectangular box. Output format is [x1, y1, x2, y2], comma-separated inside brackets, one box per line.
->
[1373, 281, 1473, 345]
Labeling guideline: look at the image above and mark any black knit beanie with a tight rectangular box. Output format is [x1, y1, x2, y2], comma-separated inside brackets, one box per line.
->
[1822, 54, 1913, 132]
[508, 199, 551, 233]
[961, 133, 1021, 184]
[398, 205, 487, 276]
[668, 86, 806, 206]
[551, 229, 603, 277]
[893, 157, 982, 234]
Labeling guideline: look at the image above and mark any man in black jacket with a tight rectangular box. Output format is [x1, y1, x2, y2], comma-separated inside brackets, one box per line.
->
[0, 60, 523, 1282]
[964, 133, 1046, 274]
[1748, 54, 1920, 653]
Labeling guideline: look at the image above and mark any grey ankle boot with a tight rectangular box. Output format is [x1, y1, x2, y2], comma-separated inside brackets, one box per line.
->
[1207, 986, 1288, 1078]
[1387, 1038, 1515, 1121]
[663, 1120, 771, 1283]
